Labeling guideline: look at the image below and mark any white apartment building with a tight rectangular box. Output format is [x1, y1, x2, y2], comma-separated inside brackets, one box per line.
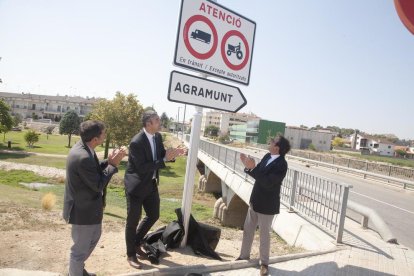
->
[0, 91, 97, 120]
[201, 110, 260, 135]
[349, 133, 395, 157]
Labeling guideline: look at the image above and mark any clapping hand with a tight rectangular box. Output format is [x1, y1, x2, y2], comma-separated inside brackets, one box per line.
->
[108, 146, 127, 167]
[165, 147, 187, 161]
[240, 153, 255, 169]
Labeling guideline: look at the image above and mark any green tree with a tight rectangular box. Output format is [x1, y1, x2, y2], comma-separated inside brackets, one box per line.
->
[395, 149, 407, 158]
[59, 110, 80, 147]
[204, 125, 219, 137]
[43, 125, 56, 140]
[24, 130, 40, 148]
[0, 99, 13, 142]
[218, 134, 230, 144]
[88, 92, 143, 158]
[12, 113, 22, 127]
[160, 112, 170, 130]
[332, 137, 345, 148]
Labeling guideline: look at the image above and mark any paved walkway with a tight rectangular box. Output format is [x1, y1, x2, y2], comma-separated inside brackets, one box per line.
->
[205, 218, 414, 276]
[119, 217, 414, 276]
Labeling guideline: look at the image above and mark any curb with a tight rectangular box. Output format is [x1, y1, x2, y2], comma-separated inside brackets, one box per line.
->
[117, 247, 343, 276]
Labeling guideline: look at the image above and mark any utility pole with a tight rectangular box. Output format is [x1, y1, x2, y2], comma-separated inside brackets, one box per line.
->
[182, 104, 186, 139]
[176, 106, 181, 137]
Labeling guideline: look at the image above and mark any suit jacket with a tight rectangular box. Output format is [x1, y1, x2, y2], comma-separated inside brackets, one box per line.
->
[124, 130, 166, 196]
[63, 140, 118, 224]
[245, 153, 288, 215]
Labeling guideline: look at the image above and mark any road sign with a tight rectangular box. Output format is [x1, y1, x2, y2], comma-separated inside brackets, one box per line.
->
[168, 70, 247, 112]
[395, 0, 414, 35]
[174, 0, 256, 85]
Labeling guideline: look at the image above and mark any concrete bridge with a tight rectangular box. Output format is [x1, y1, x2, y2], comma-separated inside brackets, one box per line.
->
[189, 138, 352, 246]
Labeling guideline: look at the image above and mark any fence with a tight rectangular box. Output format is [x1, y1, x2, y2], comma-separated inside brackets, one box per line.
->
[198, 139, 352, 243]
[290, 149, 414, 181]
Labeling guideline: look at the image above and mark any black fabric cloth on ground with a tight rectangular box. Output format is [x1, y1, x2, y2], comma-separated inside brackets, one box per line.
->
[142, 208, 221, 264]
[143, 220, 184, 264]
[175, 208, 221, 260]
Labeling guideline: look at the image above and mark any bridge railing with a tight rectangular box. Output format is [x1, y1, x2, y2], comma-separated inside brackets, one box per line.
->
[198, 139, 352, 243]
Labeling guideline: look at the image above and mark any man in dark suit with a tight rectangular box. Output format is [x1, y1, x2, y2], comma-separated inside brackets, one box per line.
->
[63, 120, 126, 276]
[124, 110, 184, 269]
[237, 135, 291, 276]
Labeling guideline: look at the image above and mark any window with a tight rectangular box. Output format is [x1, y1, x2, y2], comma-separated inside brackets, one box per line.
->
[388, 146, 391, 149]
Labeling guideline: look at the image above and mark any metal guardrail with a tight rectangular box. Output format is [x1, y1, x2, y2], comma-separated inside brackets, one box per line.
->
[249, 144, 414, 190]
[186, 136, 397, 243]
[286, 154, 414, 190]
[251, 143, 414, 181]
[291, 149, 414, 181]
[197, 139, 351, 243]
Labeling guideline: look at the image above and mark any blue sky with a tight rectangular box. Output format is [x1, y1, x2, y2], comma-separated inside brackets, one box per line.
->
[0, 0, 413, 139]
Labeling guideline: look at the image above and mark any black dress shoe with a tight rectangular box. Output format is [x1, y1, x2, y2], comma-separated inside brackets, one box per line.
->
[260, 264, 269, 275]
[235, 257, 249, 261]
[135, 244, 147, 256]
[127, 256, 142, 269]
[82, 269, 96, 276]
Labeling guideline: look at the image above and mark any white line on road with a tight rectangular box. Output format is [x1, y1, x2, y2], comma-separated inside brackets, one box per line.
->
[351, 191, 414, 215]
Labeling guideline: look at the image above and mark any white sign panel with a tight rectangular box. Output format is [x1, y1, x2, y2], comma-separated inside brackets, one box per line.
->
[174, 0, 256, 85]
[168, 71, 247, 112]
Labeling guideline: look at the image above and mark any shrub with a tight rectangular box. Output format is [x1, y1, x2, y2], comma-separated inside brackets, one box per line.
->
[41, 192, 56, 211]
[24, 130, 40, 148]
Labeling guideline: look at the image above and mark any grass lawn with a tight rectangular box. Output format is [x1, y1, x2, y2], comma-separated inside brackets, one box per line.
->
[0, 130, 106, 154]
[0, 152, 67, 169]
[0, 154, 214, 224]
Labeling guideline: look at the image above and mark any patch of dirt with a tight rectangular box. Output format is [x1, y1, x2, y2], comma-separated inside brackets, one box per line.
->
[0, 201, 301, 275]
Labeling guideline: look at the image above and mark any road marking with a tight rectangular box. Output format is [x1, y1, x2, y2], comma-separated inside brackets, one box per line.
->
[351, 191, 414, 215]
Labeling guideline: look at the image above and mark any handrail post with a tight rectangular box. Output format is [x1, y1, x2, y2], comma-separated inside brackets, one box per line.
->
[289, 171, 298, 212]
[336, 186, 350, 243]
[233, 151, 237, 172]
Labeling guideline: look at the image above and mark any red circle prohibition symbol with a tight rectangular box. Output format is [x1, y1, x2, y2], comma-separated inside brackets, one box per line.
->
[183, 15, 218, 60]
[221, 30, 250, 71]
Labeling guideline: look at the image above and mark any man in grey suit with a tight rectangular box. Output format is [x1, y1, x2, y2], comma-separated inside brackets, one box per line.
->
[63, 120, 126, 276]
[237, 135, 291, 276]
[124, 110, 184, 269]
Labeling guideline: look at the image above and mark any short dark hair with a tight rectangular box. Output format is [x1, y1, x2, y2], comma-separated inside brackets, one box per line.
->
[80, 120, 105, 142]
[276, 135, 291, 156]
[142, 110, 158, 127]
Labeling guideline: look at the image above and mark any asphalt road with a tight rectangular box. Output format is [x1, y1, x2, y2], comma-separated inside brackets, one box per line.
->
[289, 159, 414, 250]
[244, 147, 414, 250]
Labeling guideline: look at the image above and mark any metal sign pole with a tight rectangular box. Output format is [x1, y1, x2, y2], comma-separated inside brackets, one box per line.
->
[180, 102, 203, 246]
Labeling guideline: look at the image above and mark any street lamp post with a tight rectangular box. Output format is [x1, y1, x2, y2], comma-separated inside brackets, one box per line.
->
[176, 106, 181, 137]
[182, 104, 186, 139]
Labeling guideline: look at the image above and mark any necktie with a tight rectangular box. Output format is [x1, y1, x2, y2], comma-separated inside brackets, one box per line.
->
[152, 136, 157, 161]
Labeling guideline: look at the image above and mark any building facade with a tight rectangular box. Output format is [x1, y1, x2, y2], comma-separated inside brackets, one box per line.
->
[284, 126, 334, 151]
[349, 133, 395, 156]
[201, 110, 259, 135]
[0, 92, 97, 120]
[229, 119, 286, 144]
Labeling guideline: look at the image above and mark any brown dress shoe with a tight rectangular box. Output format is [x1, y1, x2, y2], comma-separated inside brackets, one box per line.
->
[135, 245, 146, 256]
[127, 256, 142, 269]
[260, 264, 269, 275]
